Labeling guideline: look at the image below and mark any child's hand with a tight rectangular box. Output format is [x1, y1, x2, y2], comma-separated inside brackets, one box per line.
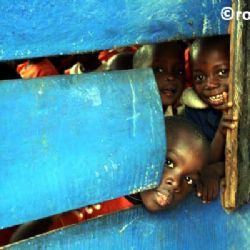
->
[196, 162, 225, 203]
[217, 112, 238, 136]
[196, 176, 220, 203]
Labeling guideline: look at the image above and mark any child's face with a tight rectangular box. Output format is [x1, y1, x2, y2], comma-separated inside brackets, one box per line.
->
[140, 131, 206, 212]
[152, 43, 185, 107]
[191, 43, 229, 108]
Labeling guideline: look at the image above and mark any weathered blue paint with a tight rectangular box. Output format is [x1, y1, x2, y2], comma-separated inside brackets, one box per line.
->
[0, 69, 166, 229]
[4, 197, 250, 250]
[0, 0, 230, 60]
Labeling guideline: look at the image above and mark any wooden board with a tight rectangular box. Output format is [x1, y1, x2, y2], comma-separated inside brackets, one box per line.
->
[0, 69, 166, 229]
[222, 0, 250, 210]
[0, 0, 230, 60]
[234, 0, 250, 207]
[3, 196, 250, 250]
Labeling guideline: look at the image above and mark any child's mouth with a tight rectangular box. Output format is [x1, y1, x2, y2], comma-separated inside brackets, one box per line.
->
[155, 190, 172, 207]
[161, 88, 176, 97]
[208, 93, 224, 105]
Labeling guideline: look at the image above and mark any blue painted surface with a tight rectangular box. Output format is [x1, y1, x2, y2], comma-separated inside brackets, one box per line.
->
[0, 69, 166, 229]
[0, 0, 230, 60]
[4, 196, 250, 250]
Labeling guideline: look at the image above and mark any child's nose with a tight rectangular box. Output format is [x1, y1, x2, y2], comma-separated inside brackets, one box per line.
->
[165, 74, 174, 81]
[163, 70, 174, 81]
[162, 177, 181, 193]
[204, 76, 219, 89]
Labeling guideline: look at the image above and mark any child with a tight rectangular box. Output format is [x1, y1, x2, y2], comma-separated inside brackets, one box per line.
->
[184, 35, 238, 203]
[133, 41, 186, 116]
[139, 116, 209, 211]
[9, 116, 209, 243]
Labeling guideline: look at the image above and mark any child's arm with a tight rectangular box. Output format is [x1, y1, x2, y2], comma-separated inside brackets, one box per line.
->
[210, 112, 238, 163]
[196, 110, 238, 203]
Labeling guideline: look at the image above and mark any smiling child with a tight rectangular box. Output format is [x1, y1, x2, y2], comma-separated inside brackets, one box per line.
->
[139, 116, 209, 211]
[133, 41, 186, 116]
[184, 35, 238, 203]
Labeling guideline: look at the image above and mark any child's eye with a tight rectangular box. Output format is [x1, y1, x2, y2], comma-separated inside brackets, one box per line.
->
[165, 159, 175, 169]
[175, 69, 184, 76]
[153, 67, 164, 74]
[217, 69, 229, 77]
[185, 176, 193, 185]
[193, 74, 206, 82]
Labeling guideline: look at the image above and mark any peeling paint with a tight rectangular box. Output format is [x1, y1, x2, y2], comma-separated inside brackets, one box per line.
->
[119, 217, 138, 233]
[85, 86, 102, 106]
[130, 182, 158, 194]
[129, 79, 138, 137]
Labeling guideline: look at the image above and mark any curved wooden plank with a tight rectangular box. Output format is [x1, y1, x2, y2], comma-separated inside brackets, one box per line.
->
[0, 69, 166, 228]
[0, 0, 230, 60]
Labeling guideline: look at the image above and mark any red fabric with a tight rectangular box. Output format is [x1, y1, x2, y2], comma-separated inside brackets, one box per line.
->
[49, 197, 134, 230]
[0, 226, 18, 247]
[98, 46, 140, 62]
[185, 48, 192, 87]
[16, 59, 58, 79]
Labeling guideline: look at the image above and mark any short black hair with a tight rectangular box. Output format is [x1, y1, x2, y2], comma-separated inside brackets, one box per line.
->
[165, 116, 209, 152]
[133, 40, 187, 69]
[189, 35, 230, 63]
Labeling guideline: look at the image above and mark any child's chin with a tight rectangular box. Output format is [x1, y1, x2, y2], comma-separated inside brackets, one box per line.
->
[144, 201, 172, 212]
[162, 98, 176, 107]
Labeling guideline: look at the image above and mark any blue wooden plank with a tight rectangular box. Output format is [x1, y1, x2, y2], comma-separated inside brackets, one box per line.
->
[0, 69, 166, 229]
[0, 0, 230, 60]
[4, 197, 250, 250]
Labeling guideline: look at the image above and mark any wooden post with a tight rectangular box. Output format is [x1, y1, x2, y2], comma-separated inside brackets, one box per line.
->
[222, 0, 250, 210]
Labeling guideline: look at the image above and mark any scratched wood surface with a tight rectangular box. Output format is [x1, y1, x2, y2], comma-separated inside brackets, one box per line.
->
[233, 0, 250, 207]
[0, 0, 230, 61]
[0, 69, 166, 229]
[3, 197, 250, 250]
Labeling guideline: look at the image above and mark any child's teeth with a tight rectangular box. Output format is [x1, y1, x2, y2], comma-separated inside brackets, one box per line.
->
[209, 94, 224, 102]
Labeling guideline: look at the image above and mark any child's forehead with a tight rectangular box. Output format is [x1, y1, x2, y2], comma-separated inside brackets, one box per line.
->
[191, 40, 229, 62]
[167, 143, 205, 173]
[168, 131, 207, 157]
[155, 42, 184, 57]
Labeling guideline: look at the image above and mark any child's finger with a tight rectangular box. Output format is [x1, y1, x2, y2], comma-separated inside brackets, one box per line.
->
[212, 184, 219, 200]
[202, 185, 209, 203]
[206, 185, 213, 202]
[220, 120, 237, 129]
[196, 181, 203, 198]
[222, 91, 228, 102]
[222, 113, 238, 121]
[207, 183, 218, 202]
[213, 102, 233, 110]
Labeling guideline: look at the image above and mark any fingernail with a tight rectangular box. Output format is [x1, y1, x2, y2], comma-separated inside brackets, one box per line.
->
[202, 200, 207, 204]
[197, 192, 202, 197]
[228, 102, 233, 106]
